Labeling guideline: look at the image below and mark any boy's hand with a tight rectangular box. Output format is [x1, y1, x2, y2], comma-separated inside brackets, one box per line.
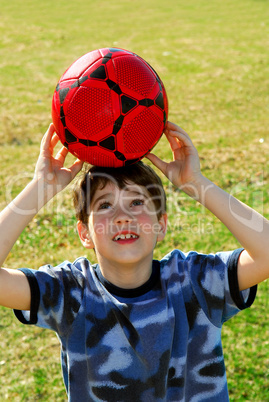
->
[34, 124, 83, 197]
[146, 122, 202, 191]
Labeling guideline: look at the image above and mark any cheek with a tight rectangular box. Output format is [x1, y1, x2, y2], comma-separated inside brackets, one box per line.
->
[137, 213, 160, 234]
[137, 209, 158, 222]
[89, 216, 111, 238]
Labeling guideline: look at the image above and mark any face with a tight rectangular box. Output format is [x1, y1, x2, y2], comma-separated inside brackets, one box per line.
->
[77, 181, 167, 271]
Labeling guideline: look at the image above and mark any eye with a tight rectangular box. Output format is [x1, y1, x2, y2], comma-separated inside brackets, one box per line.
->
[98, 201, 112, 210]
[131, 198, 145, 207]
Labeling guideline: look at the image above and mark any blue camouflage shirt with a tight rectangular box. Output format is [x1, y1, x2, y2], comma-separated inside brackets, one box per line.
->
[14, 248, 257, 401]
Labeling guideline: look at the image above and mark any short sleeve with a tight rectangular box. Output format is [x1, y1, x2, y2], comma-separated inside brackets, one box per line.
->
[186, 249, 257, 327]
[14, 260, 86, 336]
[169, 248, 257, 328]
[227, 248, 257, 309]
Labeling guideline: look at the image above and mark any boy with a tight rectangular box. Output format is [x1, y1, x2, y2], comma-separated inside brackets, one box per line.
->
[0, 121, 268, 401]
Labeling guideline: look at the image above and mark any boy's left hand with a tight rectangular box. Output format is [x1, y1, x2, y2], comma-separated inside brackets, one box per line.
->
[146, 122, 202, 190]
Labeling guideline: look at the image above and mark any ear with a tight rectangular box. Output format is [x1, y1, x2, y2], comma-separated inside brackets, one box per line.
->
[77, 221, 94, 249]
[157, 213, 168, 242]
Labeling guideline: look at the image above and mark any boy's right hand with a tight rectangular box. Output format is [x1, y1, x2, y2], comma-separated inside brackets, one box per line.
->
[0, 125, 83, 310]
[34, 124, 83, 198]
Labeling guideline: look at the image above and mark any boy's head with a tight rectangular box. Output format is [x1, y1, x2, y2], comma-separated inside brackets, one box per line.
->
[73, 161, 168, 269]
[73, 161, 167, 225]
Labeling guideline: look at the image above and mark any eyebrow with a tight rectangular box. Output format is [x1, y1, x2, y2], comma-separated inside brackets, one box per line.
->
[91, 193, 113, 208]
[91, 189, 149, 208]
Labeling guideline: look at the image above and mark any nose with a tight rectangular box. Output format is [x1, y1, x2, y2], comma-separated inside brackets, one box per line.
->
[113, 206, 134, 224]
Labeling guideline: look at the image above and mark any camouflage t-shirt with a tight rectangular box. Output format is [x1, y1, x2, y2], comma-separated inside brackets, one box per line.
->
[14, 248, 257, 401]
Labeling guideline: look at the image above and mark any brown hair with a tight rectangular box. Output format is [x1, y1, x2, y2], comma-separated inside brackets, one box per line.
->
[73, 161, 166, 224]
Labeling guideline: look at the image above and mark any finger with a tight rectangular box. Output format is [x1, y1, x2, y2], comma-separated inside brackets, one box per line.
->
[69, 159, 84, 179]
[146, 153, 168, 175]
[166, 133, 183, 152]
[41, 123, 55, 150]
[55, 146, 68, 163]
[165, 129, 194, 148]
[165, 122, 191, 139]
[165, 121, 178, 130]
[165, 121, 187, 135]
[51, 133, 60, 149]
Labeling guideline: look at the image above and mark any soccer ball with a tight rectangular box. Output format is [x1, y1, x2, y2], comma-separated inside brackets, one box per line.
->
[52, 48, 168, 167]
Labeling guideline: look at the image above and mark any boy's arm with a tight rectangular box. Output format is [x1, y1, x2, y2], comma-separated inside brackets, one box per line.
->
[147, 122, 269, 291]
[0, 124, 83, 310]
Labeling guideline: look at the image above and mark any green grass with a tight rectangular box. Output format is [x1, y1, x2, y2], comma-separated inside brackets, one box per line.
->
[0, 0, 269, 400]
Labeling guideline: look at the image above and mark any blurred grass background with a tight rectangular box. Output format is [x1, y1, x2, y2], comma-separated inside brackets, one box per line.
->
[0, 0, 268, 400]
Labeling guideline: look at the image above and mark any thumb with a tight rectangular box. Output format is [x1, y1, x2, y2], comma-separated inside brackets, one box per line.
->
[146, 153, 168, 176]
[69, 159, 84, 180]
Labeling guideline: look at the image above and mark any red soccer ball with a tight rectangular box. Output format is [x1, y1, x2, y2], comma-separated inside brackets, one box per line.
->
[52, 48, 168, 167]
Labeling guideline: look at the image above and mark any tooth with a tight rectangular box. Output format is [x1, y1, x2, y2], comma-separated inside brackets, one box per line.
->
[114, 233, 139, 241]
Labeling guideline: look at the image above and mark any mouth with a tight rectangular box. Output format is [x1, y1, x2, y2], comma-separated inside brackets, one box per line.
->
[113, 232, 139, 242]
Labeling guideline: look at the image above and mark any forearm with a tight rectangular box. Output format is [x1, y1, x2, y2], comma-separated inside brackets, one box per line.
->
[183, 175, 269, 287]
[0, 178, 51, 267]
[185, 175, 268, 254]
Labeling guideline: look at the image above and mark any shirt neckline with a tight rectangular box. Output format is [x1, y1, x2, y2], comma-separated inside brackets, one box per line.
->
[93, 260, 160, 298]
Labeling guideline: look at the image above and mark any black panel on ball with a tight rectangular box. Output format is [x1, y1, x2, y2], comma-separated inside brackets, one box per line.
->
[139, 99, 154, 107]
[114, 151, 126, 161]
[155, 92, 164, 110]
[78, 76, 88, 85]
[65, 129, 77, 143]
[99, 136, 116, 151]
[71, 80, 79, 89]
[121, 95, 138, 114]
[90, 65, 107, 80]
[59, 87, 70, 104]
[106, 79, 122, 95]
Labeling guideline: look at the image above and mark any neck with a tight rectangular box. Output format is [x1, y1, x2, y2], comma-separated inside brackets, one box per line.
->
[97, 256, 153, 289]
